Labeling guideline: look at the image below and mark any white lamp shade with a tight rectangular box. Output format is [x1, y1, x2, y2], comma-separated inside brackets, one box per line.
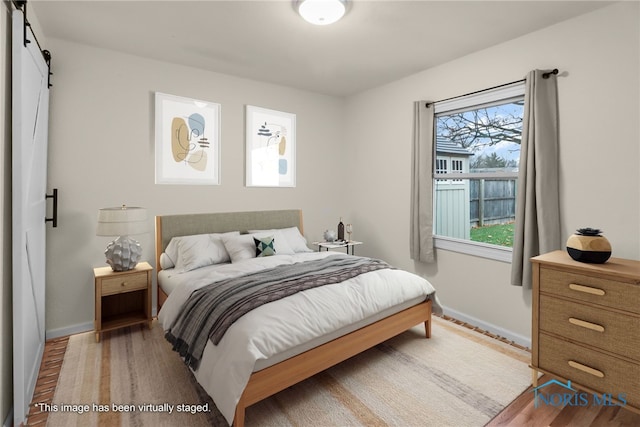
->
[298, 0, 346, 25]
[96, 206, 148, 236]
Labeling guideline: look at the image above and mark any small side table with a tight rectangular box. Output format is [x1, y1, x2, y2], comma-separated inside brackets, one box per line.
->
[314, 241, 363, 255]
[94, 261, 153, 342]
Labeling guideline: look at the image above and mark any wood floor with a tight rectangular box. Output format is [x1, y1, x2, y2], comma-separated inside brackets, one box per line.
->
[23, 336, 69, 426]
[486, 375, 640, 427]
[23, 319, 640, 427]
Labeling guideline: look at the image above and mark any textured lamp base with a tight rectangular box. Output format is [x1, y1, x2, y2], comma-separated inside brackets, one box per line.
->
[105, 235, 142, 271]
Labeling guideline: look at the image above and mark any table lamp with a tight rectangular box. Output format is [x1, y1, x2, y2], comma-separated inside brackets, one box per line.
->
[96, 205, 148, 271]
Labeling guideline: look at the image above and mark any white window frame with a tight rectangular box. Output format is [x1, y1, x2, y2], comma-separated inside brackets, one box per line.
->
[432, 81, 525, 263]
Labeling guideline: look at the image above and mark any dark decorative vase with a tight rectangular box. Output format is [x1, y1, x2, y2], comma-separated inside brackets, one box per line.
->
[337, 218, 345, 241]
[566, 228, 611, 264]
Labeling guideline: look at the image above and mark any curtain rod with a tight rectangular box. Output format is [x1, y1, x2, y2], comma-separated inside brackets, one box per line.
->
[426, 68, 558, 108]
[12, 0, 53, 87]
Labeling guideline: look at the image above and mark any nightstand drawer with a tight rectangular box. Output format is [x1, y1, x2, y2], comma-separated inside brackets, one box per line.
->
[540, 267, 640, 314]
[539, 295, 640, 361]
[539, 333, 640, 408]
[101, 273, 148, 296]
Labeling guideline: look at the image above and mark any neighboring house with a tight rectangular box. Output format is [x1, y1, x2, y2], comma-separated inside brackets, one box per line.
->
[435, 139, 473, 240]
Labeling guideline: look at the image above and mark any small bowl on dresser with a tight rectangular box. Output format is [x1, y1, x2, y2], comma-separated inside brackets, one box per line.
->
[566, 227, 611, 264]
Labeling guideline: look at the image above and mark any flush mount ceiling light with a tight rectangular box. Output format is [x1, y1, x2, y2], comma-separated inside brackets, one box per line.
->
[296, 0, 347, 26]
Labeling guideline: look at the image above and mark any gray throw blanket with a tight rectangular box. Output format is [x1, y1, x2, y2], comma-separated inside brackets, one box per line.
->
[165, 254, 392, 369]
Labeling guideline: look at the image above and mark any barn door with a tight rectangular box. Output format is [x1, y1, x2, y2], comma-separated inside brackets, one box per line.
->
[12, 8, 51, 425]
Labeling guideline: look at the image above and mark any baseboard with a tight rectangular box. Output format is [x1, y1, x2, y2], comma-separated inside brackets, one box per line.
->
[45, 321, 93, 340]
[3, 407, 13, 427]
[441, 305, 531, 349]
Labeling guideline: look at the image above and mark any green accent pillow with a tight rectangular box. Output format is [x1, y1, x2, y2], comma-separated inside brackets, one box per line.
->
[254, 235, 276, 257]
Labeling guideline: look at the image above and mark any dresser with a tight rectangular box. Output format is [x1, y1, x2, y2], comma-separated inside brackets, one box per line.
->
[531, 251, 640, 413]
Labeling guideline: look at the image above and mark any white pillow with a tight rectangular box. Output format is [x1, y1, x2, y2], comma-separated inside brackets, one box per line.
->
[159, 252, 175, 270]
[250, 229, 295, 255]
[221, 234, 257, 263]
[163, 238, 180, 268]
[282, 227, 313, 252]
[168, 231, 239, 272]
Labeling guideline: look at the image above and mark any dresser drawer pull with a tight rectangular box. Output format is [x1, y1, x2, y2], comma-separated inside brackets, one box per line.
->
[568, 283, 605, 296]
[568, 317, 605, 332]
[568, 361, 605, 378]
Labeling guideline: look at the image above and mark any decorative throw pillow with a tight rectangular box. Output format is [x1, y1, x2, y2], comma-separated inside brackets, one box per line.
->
[254, 235, 276, 257]
[248, 227, 311, 253]
[249, 229, 295, 255]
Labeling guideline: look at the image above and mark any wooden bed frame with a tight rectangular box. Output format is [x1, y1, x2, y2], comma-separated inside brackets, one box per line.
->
[155, 209, 432, 427]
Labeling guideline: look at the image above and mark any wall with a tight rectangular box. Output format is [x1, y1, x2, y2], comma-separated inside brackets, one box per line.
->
[44, 39, 348, 335]
[343, 2, 640, 344]
[0, 1, 11, 423]
[40, 2, 640, 344]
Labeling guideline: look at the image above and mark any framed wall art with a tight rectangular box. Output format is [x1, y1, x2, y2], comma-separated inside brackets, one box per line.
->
[155, 92, 221, 185]
[245, 105, 296, 187]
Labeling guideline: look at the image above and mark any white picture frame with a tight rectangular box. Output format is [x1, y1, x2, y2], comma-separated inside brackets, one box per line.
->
[245, 105, 296, 187]
[155, 92, 221, 185]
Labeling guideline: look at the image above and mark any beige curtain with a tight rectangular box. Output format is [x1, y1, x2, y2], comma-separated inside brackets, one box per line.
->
[410, 101, 435, 263]
[511, 70, 561, 287]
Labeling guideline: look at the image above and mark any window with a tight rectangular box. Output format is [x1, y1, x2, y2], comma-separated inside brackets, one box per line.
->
[451, 159, 463, 174]
[432, 82, 525, 261]
[451, 159, 463, 182]
[435, 158, 448, 175]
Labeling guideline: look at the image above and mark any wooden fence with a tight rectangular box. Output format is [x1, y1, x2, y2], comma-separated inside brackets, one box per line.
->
[470, 179, 516, 227]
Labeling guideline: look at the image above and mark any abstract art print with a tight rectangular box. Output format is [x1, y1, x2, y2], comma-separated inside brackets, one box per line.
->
[155, 92, 221, 185]
[246, 105, 296, 187]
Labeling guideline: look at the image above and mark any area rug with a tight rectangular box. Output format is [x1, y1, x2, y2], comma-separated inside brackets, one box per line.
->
[46, 316, 531, 426]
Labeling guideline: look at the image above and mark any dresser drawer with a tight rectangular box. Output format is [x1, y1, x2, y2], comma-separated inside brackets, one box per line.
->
[539, 295, 640, 361]
[101, 272, 148, 296]
[540, 267, 640, 314]
[538, 333, 640, 408]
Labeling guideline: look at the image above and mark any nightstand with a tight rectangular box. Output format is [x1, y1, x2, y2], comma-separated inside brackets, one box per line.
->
[314, 241, 363, 255]
[94, 261, 153, 342]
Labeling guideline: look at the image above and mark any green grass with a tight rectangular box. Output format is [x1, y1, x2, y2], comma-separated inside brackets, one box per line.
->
[470, 222, 514, 247]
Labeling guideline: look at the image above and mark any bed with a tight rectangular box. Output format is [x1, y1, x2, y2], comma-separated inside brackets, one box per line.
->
[155, 209, 440, 426]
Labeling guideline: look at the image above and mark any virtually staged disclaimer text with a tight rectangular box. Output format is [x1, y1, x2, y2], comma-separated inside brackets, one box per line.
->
[35, 403, 210, 415]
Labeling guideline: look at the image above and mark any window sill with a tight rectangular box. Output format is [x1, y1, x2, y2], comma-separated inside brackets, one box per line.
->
[434, 236, 513, 263]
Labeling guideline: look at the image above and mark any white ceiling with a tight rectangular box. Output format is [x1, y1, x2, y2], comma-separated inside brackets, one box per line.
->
[30, 0, 614, 97]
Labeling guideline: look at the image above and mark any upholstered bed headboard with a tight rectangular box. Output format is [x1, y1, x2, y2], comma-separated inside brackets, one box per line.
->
[154, 209, 304, 273]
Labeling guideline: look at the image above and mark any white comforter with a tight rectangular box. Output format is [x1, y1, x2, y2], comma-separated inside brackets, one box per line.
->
[158, 252, 440, 425]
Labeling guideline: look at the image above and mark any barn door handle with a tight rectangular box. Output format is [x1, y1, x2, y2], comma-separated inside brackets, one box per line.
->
[45, 188, 58, 228]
